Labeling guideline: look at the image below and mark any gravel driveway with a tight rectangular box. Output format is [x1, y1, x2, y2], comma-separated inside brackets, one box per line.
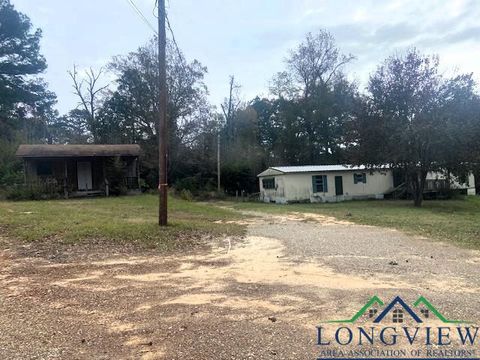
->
[1, 209, 479, 359]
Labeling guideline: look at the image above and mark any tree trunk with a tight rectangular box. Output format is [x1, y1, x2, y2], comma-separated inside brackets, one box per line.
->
[413, 190, 423, 207]
[410, 169, 427, 207]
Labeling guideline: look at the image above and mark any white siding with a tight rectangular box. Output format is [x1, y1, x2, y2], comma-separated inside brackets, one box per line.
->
[426, 172, 476, 195]
[259, 168, 476, 204]
[260, 170, 394, 203]
[259, 175, 288, 204]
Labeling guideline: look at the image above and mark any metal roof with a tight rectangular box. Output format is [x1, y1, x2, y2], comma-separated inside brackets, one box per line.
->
[16, 144, 141, 158]
[258, 165, 385, 177]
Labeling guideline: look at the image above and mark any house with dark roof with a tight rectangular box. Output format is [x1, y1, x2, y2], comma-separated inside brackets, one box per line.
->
[16, 144, 142, 198]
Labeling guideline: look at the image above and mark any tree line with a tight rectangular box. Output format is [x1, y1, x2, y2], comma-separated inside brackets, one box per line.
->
[1, 0, 479, 206]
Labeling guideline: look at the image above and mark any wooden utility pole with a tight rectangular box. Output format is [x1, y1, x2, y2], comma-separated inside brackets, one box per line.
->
[217, 130, 221, 192]
[157, 0, 168, 226]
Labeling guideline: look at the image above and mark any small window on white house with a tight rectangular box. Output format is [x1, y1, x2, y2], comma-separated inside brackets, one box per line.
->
[262, 178, 275, 189]
[312, 175, 328, 193]
[354, 173, 367, 184]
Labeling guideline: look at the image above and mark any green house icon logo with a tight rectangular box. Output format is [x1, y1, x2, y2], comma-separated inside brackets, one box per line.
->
[327, 296, 470, 324]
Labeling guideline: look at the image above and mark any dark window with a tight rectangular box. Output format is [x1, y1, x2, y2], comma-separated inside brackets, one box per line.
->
[37, 161, 52, 176]
[262, 178, 275, 190]
[392, 309, 404, 323]
[420, 309, 429, 318]
[312, 175, 328, 193]
[354, 173, 367, 184]
[368, 308, 378, 318]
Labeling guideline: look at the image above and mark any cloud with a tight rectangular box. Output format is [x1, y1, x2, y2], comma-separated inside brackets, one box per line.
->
[10, 0, 480, 111]
[442, 25, 480, 44]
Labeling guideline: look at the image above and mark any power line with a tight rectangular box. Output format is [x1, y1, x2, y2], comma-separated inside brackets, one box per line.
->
[165, 14, 185, 63]
[124, 0, 158, 35]
[153, 0, 158, 18]
[152, 0, 185, 66]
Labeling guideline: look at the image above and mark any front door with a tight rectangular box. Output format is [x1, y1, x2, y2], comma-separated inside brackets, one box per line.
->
[335, 176, 343, 196]
[77, 161, 92, 190]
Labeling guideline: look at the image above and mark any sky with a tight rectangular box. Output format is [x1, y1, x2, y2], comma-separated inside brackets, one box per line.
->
[12, 0, 480, 115]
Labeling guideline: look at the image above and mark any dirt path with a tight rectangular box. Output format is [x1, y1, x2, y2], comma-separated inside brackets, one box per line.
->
[1, 210, 479, 359]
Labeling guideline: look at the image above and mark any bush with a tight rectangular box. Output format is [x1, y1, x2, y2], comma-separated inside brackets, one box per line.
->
[0, 141, 24, 187]
[221, 163, 258, 195]
[195, 191, 227, 201]
[105, 157, 128, 196]
[179, 189, 194, 201]
[174, 176, 202, 194]
[5, 184, 61, 201]
[139, 178, 149, 192]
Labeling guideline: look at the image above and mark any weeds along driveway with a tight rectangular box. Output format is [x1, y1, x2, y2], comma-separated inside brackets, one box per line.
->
[1, 210, 480, 359]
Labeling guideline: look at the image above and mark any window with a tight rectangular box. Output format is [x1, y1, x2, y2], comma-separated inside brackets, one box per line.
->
[420, 309, 429, 318]
[392, 309, 404, 323]
[37, 161, 52, 176]
[354, 173, 367, 184]
[368, 309, 378, 318]
[312, 175, 328, 193]
[262, 178, 275, 190]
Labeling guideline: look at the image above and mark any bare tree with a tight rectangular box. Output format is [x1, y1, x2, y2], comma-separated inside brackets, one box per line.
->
[286, 30, 355, 99]
[68, 65, 109, 142]
[221, 75, 241, 129]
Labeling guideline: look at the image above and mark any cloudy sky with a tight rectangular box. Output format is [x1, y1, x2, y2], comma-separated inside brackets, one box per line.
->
[13, 0, 480, 114]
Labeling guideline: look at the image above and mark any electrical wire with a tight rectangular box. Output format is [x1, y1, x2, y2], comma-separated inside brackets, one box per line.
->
[124, 0, 158, 35]
[166, 14, 185, 63]
[129, 0, 189, 75]
[152, 0, 183, 61]
[153, 0, 158, 18]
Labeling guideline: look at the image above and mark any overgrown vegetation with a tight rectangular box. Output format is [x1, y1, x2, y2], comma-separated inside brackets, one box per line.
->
[0, 195, 245, 249]
[229, 197, 480, 249]
[1, 1, 479, 206]
[4, 183, 62, 201]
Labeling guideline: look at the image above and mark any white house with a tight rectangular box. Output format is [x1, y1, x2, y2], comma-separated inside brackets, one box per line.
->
[258, 165, 475, 204]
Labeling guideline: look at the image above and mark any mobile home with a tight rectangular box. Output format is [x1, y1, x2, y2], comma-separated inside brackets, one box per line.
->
[258, 165, 475, 204]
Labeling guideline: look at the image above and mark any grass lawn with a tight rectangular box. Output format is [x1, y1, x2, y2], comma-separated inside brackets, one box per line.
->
[228, 197, 480, 249]
[1, 194, 478, 251]
[0, 194, 245, 250]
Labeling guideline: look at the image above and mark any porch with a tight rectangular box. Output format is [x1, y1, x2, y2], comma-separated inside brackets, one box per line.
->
[16, 144, 142, 198]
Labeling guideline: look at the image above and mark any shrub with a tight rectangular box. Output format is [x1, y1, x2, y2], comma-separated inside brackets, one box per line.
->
[5, 184, 61, 201]
[179, 189, 194, 201]
[196, 191, 227, 201]
[174, 176, 201, 194]
[105, 157, 128, 196]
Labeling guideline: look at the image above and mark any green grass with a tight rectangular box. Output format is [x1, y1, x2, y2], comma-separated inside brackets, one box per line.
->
[2, 194, 479, 251]
[0, 194, 245, 250]
[227, 197, 480, 249]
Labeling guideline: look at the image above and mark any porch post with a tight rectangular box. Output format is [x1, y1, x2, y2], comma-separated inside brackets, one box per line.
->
[23, 160, 27, 185]
[103, 158, 109, 197]
[64, 159, 68, 199]
[136, 156, 141, 191]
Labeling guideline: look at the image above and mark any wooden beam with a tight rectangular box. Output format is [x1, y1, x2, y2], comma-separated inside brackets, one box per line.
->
[23, 160, 27, 185]
[137, 156, 141, 191]
[102, 158, 109, 197]
[64, 160, 68, 199]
